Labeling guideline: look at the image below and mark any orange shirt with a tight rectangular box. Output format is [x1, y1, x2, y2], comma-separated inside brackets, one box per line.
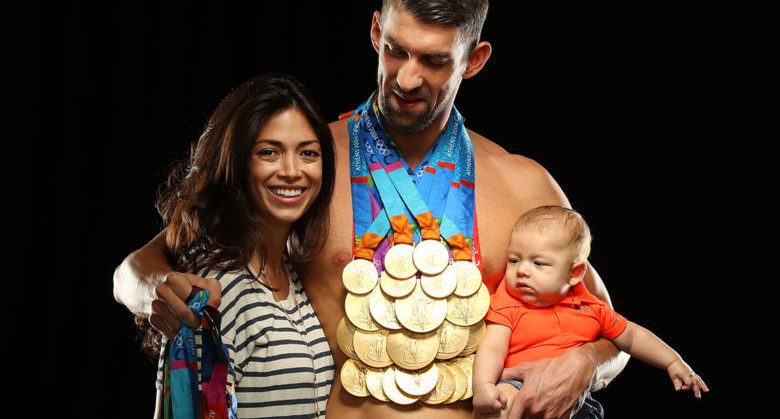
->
[486, 278, 628, 368]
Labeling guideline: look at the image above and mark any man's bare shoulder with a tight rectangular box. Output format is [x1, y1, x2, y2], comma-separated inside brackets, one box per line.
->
[468, 129, 559, 190]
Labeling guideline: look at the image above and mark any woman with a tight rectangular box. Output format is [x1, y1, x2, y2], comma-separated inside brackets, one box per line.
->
[137, 72, 336, 418]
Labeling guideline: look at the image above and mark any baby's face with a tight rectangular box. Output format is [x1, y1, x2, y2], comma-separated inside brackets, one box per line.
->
[504, 226, 578, 307]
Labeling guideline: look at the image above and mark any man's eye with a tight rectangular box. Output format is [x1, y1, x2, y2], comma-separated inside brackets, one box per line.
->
[386, 45, 406, 57]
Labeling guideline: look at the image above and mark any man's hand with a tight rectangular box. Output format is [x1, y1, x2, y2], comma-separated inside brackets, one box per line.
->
[500, 345, 597, 419]
[149, 271, 222, 338]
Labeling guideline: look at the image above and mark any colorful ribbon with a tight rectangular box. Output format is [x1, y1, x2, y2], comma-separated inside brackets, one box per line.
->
[348, 93, 480, 265]
[162, 287, 237, 419]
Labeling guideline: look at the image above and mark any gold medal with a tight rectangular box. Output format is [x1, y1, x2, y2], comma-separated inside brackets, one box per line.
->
[395, 281, 447, 333]
[342, 258, 379, 295]
[382, 367, 419, 405]
[459, 319, 486, 356]
[442, 360, 467, 403]
[453, 356, 474, 400]
[353, 328, 393, 368]
[420, 265, 457, 299]
[365, 366, 390, 401]
[446, 282, 490, 326]
[384, 243, 417, 279]
[394, 363, 439, 396]
[386, 328, 439, 370]
[379, 269, 416, 298]
[435, 320, 469, 360]
[345, 291, 380, 331]
[413, 239, 450, 275]
[451, 260, 482, 297]
[341, 358, 370, 397]
[337, 316, 359, 359]
[420, 362, 456, 404]
[368, 286, 402, 330]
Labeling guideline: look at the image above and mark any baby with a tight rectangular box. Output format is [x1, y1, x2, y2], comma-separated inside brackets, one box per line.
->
[472, 205, 708, 418]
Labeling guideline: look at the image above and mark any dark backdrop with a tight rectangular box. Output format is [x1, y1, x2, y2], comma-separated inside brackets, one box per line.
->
[3, 1, 774, 417]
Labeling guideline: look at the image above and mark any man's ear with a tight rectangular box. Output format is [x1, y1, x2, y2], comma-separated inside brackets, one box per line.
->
[371, 11, 382, 53]
[462, 41, 492, 79]
[568, 261, 587, 286]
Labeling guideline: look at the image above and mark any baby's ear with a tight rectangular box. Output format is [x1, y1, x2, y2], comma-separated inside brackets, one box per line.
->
[568, 261, 587, 286]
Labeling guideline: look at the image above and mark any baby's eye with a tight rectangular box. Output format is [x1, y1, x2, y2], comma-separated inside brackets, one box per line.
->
[508, 258, 519, 264]
[533, 261, 548, 267]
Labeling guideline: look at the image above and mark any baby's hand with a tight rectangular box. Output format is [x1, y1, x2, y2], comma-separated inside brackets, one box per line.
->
[473, 383, 507, 417]
[667, 359, 709, 398]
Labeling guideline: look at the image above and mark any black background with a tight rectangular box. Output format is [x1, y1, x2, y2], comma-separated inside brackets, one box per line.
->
[3, 1, 774, 417]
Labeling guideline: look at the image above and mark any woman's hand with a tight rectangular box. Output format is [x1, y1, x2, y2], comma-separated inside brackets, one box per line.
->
[149, 271, 222, 338]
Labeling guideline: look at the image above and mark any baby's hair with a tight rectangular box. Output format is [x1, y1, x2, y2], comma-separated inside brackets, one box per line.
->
[514, 205, 592, 262]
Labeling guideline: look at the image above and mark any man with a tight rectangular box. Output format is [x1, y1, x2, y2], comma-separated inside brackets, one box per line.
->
[114, 1, 628, 418]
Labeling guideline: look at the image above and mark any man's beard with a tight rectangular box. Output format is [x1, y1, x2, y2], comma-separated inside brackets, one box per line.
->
[379, 87, 441, 133]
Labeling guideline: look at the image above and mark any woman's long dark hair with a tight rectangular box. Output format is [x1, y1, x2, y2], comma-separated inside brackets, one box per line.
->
[136, 72, 335, 356]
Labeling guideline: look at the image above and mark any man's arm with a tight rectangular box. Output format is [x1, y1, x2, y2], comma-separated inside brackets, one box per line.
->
[113, 230, 220, 338]
[580, 263, 630, 391]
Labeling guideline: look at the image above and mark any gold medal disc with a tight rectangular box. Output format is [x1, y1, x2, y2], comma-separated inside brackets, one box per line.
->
[420, 362, 456, 404]
[353, 328, 393, 368]
[341, 358, 370, 397]
[413, 239, 450, 275]
[394, 363, 439, 396]
[368, 286, 402, 330]
[442, 361, 468, 403]
[379, 269, 416, 298]
[365, 366, 390, 401]
[459, 319, 486, 356]
[453, 356, 474, 400]
[345, 292, 380, 331]
[435, 320, 469, 360]
[382, 367, 419, 405]
[446, 282, 490, 326]
[395, 281, 447, 333]
[342, 258, 379, 294]
[384, 244, 417, 279]
[420, 265, 457, 299]
[386, 328, 439, 370]
[451, 260, 482, 297]
[337, 316, 359, 359]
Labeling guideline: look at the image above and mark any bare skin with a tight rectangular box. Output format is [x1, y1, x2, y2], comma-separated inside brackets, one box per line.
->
[114, 6, 627, 419]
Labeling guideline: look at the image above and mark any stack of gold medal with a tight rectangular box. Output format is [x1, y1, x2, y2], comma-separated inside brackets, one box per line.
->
[339, 239, 489, 405]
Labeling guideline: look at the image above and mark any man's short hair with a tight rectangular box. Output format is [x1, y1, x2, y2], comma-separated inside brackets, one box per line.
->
[381, 0, 489, 52]
[514, 206, 592, 262]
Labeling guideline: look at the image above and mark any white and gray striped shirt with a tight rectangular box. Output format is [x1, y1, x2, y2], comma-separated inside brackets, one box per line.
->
[157, 260, 334, 418]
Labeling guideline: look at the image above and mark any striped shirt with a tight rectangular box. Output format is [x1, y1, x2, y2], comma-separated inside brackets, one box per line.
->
[157, 260, 334, 418]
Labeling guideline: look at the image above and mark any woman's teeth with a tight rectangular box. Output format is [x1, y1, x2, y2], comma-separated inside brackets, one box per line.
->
[271, 188, 303, 197]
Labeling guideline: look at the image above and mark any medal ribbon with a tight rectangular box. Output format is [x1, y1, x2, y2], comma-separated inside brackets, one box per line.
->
[162, 287, 237, 419]
[347, 93, 477, 262]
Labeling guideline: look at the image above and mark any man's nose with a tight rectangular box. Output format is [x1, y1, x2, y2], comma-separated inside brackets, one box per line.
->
[396, 59, 423, 92]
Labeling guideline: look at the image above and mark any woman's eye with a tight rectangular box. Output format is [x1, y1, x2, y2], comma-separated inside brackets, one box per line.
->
[301, 149, 321, 159]
[257, 149, 278, 158]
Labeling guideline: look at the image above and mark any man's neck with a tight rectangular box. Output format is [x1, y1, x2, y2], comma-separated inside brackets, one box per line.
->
[384, 111, 450, 171]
